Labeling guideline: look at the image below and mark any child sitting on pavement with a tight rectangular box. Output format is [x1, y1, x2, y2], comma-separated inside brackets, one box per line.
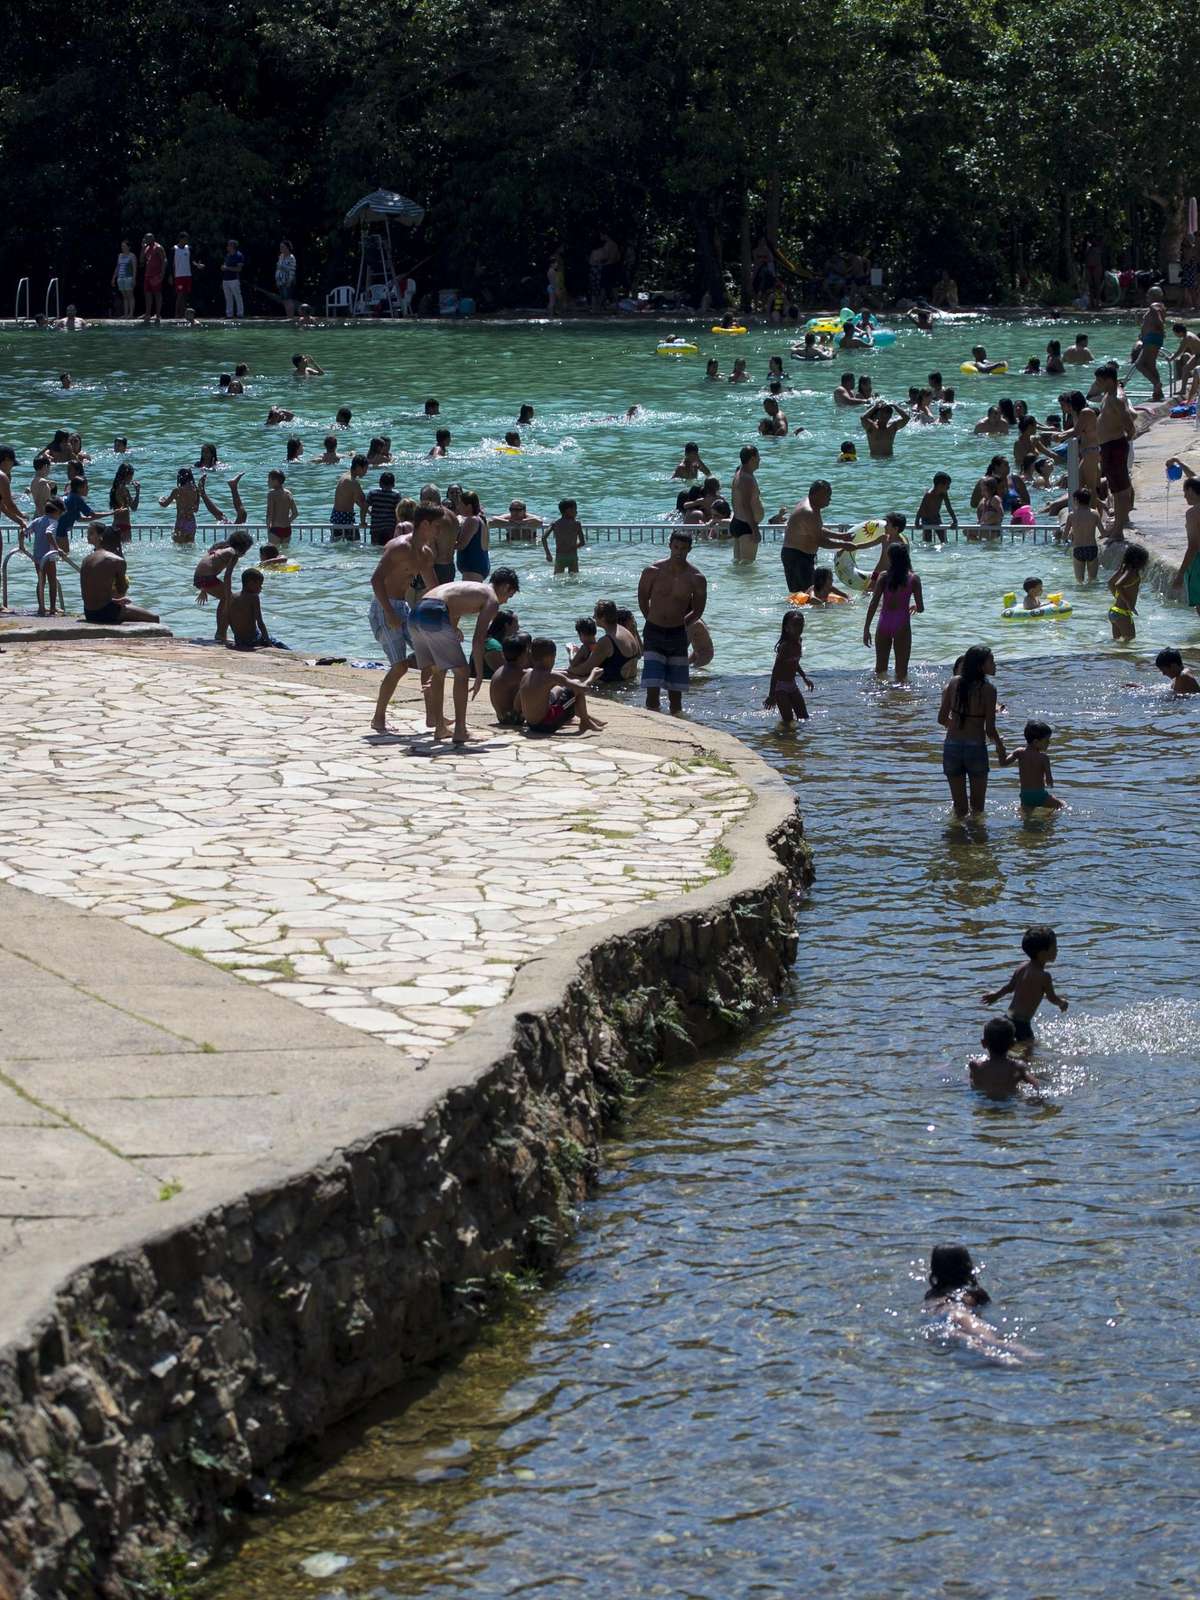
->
[982, 924, 1068, 1046]
[226, 568, 274, 650]
[489, 632, 532, 726]
[1000, 719, 1062, 810]
[968, 1016, 1044, 1100]
[518, 637, 605, 735]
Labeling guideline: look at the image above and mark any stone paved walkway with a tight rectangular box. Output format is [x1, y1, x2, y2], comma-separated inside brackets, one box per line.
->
[0, 649, 749, 1062]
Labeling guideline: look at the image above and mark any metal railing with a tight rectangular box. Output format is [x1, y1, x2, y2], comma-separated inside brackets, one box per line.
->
[0, 519, 1077, 551]
[13, 277, 29, 324]
[45, 277, 60, 322]
[1, 542, 77, 609]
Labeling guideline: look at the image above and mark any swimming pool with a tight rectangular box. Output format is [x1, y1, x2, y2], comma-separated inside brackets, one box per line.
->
[2, 318, 1190, 671]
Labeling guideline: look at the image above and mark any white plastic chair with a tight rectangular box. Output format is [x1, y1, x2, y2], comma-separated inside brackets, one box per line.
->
[325, 285, 354, 317]
[398, 277, 416, 316]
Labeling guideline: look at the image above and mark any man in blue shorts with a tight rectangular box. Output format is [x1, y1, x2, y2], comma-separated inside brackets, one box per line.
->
[637, 531, 707, 715]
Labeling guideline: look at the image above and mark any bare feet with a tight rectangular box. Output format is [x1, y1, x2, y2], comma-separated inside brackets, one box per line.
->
[370, 717, 395, 734]
[432, 719, 453, 742]
[451, 725, 473, 745]
[228, 472, 244, 490]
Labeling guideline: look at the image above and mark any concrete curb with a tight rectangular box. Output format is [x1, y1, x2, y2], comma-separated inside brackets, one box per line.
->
[0, 684, 810, 1600]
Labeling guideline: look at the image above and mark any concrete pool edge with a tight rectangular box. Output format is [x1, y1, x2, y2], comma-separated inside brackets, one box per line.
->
[0, 696, 811, 1600]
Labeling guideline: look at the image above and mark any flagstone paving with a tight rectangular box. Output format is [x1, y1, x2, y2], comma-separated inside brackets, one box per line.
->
[0, 649, 750, 1062]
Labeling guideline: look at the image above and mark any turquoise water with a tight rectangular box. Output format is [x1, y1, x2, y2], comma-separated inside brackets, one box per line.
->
[2, 319, 1193, 670]
[199, 654, 1200, 1599]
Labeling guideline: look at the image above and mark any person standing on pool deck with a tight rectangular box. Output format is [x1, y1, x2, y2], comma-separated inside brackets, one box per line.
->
[1169, 473, 1200, 615]
[408, 568, 521, 743]
[1093, 364, 1136, 539]
[367, 505, 440, 733]
[140, 234, 166, 322]
[1127, 288, 1166, 401]
[731, 444, 763, 564]
[221, 239, 246, 319]
[780, 481, 858, 593]
[172, 233, 203, 320]
[331, 454, 368, 539]
[637, 531, 707, 715]
[937, 645, 1005, 816]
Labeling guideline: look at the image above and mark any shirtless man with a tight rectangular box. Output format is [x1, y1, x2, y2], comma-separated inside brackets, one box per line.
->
[331, 453, 368, 538]
[832, 372, 866, 407]
[758, 398, 788, 438]
[0, 446, 28, 537]
[973, 405, 1009, 437]
[368, 504, 441, 732]
[407, 568, 521, 743]
[637, 531, 707, 714]
[1127, 289, 1166, 400]
[672, 442, 711, 482]
[1093, 364, 1136, 538]
[780, 480, 856, 593]
[29, 454, 56, 516]
[860, 401, 910, 459]
[1062, 333, 1094, 366]
[730, 444, 764, 564]
[838, 320, 873, 352]
[79, 525, 158, 625]
[1169, 323, 1200, 389]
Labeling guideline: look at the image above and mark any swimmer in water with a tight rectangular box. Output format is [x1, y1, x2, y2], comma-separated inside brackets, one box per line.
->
[921, 1245, 1036, 1361]
[968, 1017, 1043, 1100]
[982, 924, 1067, 1046]
[672, 442, 711, 481]
[1155, 647, 1200, 694]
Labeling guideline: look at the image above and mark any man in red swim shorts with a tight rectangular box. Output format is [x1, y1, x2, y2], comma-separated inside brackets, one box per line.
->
[141, 233, 166, 322]
[1093, 363, 1136, 539]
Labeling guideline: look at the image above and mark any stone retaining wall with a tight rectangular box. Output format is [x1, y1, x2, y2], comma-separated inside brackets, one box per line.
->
[0, 807, 811, 1600]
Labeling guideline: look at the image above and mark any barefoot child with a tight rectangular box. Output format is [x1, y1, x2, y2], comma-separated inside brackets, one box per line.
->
[1155, 648, 1200, 694]
[29, 498, 66, 614]
[1063, 487, 1102, 582]
[915, 471, 958, 542]
[542, 499, 586, 574]
[227, 568, 272, 650]
[982, 924, 1068, 1046]
[266, 469, 298, 542]
[489, 632, 531, 726]
[1107, 542, 1149, 640]
[968, 1017, 1044, 1100]
[1170, 474, 1200, 614]
[764, 610, 813, 726]
[863, 542, 923, 680]
[518, 637, 605, 735]
[193, 530, 252, 641]
[1000, 719, 1063, 810]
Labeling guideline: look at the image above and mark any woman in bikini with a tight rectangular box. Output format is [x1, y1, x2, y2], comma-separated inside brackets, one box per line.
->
[937, 645, 1005, 816]
[160, 467, 201, 543]
[863, 542, 923, 681]
[108, 462, 139, 540]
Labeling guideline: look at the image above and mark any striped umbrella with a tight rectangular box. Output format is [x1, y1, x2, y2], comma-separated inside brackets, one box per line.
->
[344, 191, 425, 228]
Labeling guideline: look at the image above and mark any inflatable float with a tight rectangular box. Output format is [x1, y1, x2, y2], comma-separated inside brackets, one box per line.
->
[960, 361, 1009, 375]
[789, 589, 850, 606]
[1000, 591, 1072, 619]
[260, 563, 301, 574]
[656, 338, 699, 356]
[712, 324, 747, 335]
[834, 548, 874, 592]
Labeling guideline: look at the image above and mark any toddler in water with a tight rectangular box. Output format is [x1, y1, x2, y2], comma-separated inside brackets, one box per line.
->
[922, 1245, 1036, 1361]
[837, 440, 857, 463]
[982, 924, 1067, 1046]
[1000, 719, 1062, 810]
[968, 1017, 1043, 1100]
[763, 611, 813, 728]
[1155, 648, 1200, 694]
[1107, 542, 1149, 640]
[1020, 576, 1045, 610]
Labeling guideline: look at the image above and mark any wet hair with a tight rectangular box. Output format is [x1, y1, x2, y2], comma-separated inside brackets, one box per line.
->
[925, 1244, 989, 1304]
[504, 431, 522, 447]
[1022, 576, 1042, 594]
[1024, 719, 1052, 742]
[235, 364, 249, 378]
[943, 387, 956, 402]
[983, 1016, 1016, 1053]
[777, 609, 804, 643]
[885, 511, 907, 533]
[1047, 339, 1061, 355]
[323, 435, 337, 451]
[424, 398, 439, 413]
[928, 371, 942, 385]
[176, 467, 195, 486]
[933, 471, 951, 487]
[763, 397, 779, 412]
[987, 455, 1007, 476]
[883, 542, 912, 590]
[558, 498, 577, 514]
[350, 453, 368, 472]
[336, 408, 353, 424]
[33, 453, 49, 472]
[574, 615, 598, 636]
[594, 599, 618, 626]
[518, 404, 535, 422]
[615, 608, 636, 628]
[998, 397, 1017, 426]
[809, 478, 832, 496]
[218, 374, 232, 387]
[501, 632, 530, 663]
[529, 636, 556, 664]
[740, 444, 759, 465]
[669, 530, 694, 546]
[683, 441, 699, 455]
[954, 644, 992, 719]
[839, 440, 856, 454]
[491, 566, 520, 593]
[1021, 924, 1057, 959]
[45, 496, 65, 515]
[1184, 477, 1200, 499]
[1120, 543, 1150, 572]
[267, 468, 285, 486]
[1156, 648, 1184, 672]
[812, 566, 833, 594]
[259, 544, 280, 561]
[487, 606, 517, 643]
[1066, 390, 1088, 415]
[107, 463, 133, 506]
[1074, 333, 1089, 345]
[242, 567, 264, 588]
[435, 428, 451, 445]
[767, 381, 783, 396]
[1025, 357, 1041, 373]
[1094, 362, 1120, 383]
[291, 354, 305, 368]
[285, 437, 303, 460]
[229, 530, 254, 553]
[972, 346, 986, 359]
[840, 372, 854, 386]
[706, 358, 719, 373]
[1073, 488, 1092, 505]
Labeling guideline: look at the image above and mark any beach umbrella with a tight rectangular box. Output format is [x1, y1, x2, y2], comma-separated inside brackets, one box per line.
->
[344, 191, 425, 228]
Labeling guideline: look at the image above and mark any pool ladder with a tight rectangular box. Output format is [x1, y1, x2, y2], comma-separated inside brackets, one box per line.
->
[2, 540, 78, 611]
[11, 277, 59, 324]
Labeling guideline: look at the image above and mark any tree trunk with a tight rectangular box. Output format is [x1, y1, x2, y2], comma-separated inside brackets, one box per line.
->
[766, 167, 781, 245]
[1056, 189, 1073, 287]
[739, 198, 752, 315]
[689, 195, 725, 308]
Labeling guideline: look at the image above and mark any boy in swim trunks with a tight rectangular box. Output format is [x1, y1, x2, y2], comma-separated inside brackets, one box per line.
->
[543, 499, 585, 573]
[999, 719, 1062, 810]
[193, 530, 252, 642]
[1063, 487, 1102, 582]
[28, 497, 66, 614]
[982, 924, 1067, 1046]
[408, 569, 521, 743]
[915, 472, 957, 542]
[1155, 648, 1200, 694]
[518, 638, 605, 736]
[331, 454, 367, 538]
[226, 568, 272, 650]
[968, 1017, 1043, 1100]
[1170, 474, 1200, 614]
[266, 469, 298, 541]
[489, 632, 532, 725]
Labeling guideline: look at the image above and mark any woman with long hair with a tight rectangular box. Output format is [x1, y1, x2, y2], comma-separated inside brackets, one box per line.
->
[937, 645, 1004, 816]
[863, 542, 923, 680]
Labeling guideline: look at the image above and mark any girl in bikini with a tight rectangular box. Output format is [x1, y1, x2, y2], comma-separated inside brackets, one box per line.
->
[160, 467, 201, 543]
[863, 542, 923, 681]
[108, 462, 139, 540]
[763, 610, 813, 729]
[1107, 542, 1149, 641]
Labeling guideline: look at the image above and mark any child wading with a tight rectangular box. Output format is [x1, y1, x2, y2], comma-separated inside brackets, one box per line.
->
[982, 924, 1068, 1046]
[863, 542, 923, 680]
[1000, 719, 1063, 811]
[1107, 542, 1149, 640]
[764, 610, 813, 728]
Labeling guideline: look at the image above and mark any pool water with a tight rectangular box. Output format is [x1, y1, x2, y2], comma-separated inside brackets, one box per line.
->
[2, 318, 1192, 671]
[198, 654, 1200, 1599]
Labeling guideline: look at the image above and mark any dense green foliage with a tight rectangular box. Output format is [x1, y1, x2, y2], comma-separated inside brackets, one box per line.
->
[1, 0, 1197, 312]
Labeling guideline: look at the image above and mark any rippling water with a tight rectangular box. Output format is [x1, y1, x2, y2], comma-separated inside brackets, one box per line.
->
[200, 653, 1200, 1599]
[4, 318, 1192, 670]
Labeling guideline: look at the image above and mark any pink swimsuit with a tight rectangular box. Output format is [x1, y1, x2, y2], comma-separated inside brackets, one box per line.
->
[876, 574, 915, 639]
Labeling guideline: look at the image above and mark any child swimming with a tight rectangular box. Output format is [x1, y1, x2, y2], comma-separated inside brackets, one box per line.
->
[1000, 720, 1063, 810]
[763, 610, 813, 728]
[1155, 647, 1200, 694]
[982, 924, 1067, 1045]
[921, 1244, 1036, 1361]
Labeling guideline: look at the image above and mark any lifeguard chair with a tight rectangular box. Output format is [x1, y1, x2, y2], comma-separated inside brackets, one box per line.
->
[345, 189, 424, 316]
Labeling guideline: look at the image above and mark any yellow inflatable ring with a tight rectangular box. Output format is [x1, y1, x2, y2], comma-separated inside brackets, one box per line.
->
[807, 320, 843, 335]
[960, 361, 1009, 375]
[495, 446, 521, 454]
[260, 563, 301, 574]
[712, 325, 747, 335]
[657, 341, 699, 356]
[1000, 591, 1072, 619]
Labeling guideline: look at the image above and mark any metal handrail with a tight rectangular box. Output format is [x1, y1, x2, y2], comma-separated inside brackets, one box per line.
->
[45, 277, 60, 322]
[1, 541, 78, 609]
[13, 277, 29, 323]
